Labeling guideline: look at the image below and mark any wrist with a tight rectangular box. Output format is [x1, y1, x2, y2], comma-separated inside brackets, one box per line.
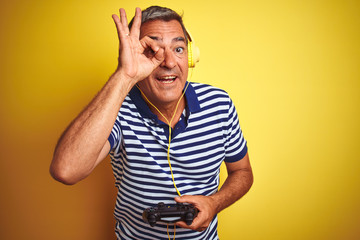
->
[110, 70, 138, 92]
[114, 64, 146, 84]
[208, 194, 222, 214]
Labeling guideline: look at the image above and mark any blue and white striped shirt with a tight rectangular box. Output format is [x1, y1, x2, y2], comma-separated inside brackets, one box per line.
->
[108, 82, 247, 239]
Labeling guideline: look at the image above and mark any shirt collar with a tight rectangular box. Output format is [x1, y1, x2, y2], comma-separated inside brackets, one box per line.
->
[129, 82, 201, 120]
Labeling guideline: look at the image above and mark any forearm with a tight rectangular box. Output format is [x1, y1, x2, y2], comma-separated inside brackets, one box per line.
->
[175, 158, 253, 231]
[50, 71, 134, 184]
[210, 163, 253, 214]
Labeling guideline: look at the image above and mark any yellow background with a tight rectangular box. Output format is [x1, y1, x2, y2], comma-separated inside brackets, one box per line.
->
[1, 0, 359, 239]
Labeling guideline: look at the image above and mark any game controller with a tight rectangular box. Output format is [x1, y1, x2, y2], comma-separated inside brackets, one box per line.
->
[142, 202, 198, 227]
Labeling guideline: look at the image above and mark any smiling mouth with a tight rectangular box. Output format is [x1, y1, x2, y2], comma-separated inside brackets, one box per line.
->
[157, 75, 177, 84]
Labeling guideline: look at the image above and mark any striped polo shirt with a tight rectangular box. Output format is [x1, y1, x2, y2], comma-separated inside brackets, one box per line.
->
[108, 82, 248, 240]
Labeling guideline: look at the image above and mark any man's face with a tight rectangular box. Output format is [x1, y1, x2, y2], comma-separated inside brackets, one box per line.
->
[138, 19, 189, 107]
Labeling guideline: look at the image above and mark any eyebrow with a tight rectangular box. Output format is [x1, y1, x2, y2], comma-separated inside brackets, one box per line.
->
[173, 37, 186, 43]
[149, 36, 186, 43]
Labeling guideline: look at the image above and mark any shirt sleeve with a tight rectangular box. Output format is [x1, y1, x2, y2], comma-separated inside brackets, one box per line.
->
[108, 115, 122, 151]
[223, 98, 248, 162]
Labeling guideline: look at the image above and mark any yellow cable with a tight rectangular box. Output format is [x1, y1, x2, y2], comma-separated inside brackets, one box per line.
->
[136, 81, 190, 197]
[167, 224, 176, 240]
[139, 69, 193, 240]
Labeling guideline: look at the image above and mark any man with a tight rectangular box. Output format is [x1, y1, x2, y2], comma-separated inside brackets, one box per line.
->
[50, 6, 253, 239]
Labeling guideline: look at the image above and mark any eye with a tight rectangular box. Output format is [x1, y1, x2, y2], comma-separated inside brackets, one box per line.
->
[175, 47, 184, 54]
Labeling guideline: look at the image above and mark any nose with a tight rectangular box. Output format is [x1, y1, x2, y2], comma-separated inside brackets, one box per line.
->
[160, 48, 176, 69]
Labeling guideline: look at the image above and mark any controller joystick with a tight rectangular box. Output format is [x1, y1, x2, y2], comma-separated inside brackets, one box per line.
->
[185, 212, 194, 225]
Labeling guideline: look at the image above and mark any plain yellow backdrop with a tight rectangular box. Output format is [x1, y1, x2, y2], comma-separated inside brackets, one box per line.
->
[1, 0, 359, 239]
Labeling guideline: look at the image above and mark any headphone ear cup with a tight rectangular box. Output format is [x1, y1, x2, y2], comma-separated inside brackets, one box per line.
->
[188, 41, 194, 68]
[188, 41, 200, 68]
[186, 32, 200, 68]
[191, 43, 200, 68]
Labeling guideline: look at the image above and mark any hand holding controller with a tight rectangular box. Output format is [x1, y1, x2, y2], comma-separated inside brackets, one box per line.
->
[142, 202, 198, 227]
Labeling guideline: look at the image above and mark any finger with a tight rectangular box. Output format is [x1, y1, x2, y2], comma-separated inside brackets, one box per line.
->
[140, 37, 164, 66]
[112, 14, 121, 38]
[130, 7, 142, 39]
[175, 195, 195, 204]
[140, 36, 161, 56]
[189, 212, 203, 229]
[112, 12, 129, 44]
[176, 218, 201, 231]
[119, 8, 129, 34]
[196, 227, 206, 232]
[153, 47, 164, 63]
[175, 220, 189, 229]
[176, 210, 203, 229]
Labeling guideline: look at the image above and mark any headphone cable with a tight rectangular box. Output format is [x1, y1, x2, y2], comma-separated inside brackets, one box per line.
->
[136, 80, 190, 197]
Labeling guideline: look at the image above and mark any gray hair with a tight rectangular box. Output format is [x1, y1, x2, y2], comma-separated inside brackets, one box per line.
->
[129, 6, 188, 43]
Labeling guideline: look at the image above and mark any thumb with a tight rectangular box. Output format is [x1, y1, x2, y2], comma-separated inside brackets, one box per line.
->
[174, 195, 192, 204]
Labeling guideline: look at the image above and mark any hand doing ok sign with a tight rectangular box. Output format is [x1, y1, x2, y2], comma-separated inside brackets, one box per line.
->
[112, 8, 165, 84]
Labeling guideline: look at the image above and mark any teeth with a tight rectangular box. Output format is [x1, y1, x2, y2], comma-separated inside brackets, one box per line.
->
[158, 76, 176, 80]
[157, 76, 176, 83]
